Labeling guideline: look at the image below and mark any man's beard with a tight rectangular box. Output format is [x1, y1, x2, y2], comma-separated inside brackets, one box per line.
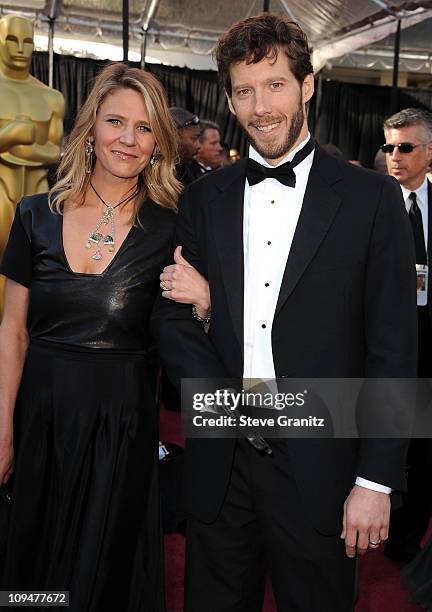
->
[241, 99, 305, 162]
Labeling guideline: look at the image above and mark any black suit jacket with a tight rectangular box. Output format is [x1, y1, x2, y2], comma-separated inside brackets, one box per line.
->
[187, 160, 212, 182]
[154, 146, 418, 533]
[417, 179, 432, 375]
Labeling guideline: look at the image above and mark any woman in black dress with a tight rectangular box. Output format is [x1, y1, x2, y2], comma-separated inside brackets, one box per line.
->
[0, 63, 182, 611]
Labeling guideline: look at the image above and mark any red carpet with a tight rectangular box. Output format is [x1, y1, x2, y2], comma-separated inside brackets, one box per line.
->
[161, 406, 424, 611]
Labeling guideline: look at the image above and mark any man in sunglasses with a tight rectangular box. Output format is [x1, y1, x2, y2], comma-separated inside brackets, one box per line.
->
[170, 107, 202, 186]
[382, 107, 432, 564]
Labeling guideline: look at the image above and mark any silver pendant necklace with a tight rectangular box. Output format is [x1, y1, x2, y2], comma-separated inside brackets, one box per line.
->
[86, 182, 138, 261]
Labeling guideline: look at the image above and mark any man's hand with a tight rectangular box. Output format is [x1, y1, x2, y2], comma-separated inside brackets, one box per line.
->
[341, 485, 390, 558]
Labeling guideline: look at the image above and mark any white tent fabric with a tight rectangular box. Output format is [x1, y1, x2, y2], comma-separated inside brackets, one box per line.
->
[1, 0, 431, 69]
[312, 7, 432, 71]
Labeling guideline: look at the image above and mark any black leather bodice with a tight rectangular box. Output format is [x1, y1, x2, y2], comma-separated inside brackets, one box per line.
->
[1, 193, 175, 353]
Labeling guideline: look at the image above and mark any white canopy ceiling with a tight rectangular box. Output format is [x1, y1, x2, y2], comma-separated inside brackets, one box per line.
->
[1, 0, 432, 72]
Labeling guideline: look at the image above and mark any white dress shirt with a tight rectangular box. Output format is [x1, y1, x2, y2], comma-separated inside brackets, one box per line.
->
[243, 134, 313, 380]
[242, 134, 390, 495]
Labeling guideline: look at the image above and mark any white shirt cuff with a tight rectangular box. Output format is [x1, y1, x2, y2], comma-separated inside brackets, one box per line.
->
[355, 477, 392, 494]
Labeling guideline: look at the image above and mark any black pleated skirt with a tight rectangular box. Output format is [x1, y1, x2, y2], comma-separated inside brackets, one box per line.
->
[2, 341, 164, 612]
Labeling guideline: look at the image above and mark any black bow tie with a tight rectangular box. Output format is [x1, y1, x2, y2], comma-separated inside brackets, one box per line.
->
[246, 138, 315, 188]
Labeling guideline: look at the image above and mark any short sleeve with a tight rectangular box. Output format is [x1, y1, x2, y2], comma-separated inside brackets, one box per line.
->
[0, 201, 32, 288]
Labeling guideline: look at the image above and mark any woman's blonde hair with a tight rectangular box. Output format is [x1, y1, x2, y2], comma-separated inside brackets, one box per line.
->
[49, 62, 181, 218]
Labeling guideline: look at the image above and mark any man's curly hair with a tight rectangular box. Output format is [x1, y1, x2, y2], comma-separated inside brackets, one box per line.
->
[215, 13, 313, 97]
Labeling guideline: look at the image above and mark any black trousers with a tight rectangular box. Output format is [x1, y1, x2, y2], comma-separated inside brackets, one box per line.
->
[184, 439, 357, 612]
[387, 438, 432, 558]
[386, 314, 432, 559]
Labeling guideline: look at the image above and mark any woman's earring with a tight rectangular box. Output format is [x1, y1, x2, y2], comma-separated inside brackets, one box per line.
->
[150, 148, 162, 167]
[85, 139, 94, 174]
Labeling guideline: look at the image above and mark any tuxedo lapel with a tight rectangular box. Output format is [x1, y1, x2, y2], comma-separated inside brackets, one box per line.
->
[275, 147, 343, 317]
[211, 159, 247, 351]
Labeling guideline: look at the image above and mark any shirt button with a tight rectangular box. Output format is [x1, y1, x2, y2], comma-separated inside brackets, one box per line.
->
[267, 241, 271, 245]
[265, 283, 269, 287]
[270, 200, 275, 204]
[261, 324, 266, 329]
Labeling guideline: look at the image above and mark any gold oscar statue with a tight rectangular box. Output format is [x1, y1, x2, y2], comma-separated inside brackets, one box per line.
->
[0, 14, 64, 314]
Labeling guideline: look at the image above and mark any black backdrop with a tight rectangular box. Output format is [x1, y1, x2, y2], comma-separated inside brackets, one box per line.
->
[31, 51, 432, 168]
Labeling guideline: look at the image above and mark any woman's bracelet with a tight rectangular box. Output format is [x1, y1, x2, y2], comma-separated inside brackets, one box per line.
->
[191, 304, 211, 324]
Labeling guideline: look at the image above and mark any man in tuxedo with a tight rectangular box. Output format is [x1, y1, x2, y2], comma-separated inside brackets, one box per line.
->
[188, 120, 223, 180]
[382, 108, 432, 563]
[155, 13, 417, 612]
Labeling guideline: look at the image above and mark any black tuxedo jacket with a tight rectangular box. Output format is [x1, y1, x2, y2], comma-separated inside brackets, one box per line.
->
[154, 146, 418, 534]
